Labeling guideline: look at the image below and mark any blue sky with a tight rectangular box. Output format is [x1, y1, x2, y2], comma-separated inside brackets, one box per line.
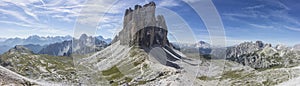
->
[0, 0, 299, 46]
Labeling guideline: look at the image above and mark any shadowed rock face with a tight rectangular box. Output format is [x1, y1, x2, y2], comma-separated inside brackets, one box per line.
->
[116, 1, 169, 47]
[132, 26, 169, 47]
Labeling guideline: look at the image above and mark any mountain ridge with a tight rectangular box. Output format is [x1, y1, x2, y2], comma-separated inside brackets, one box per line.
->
[0, 34, 111, 55]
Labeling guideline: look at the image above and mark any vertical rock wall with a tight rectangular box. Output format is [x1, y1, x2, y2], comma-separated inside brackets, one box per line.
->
[118, 2, 169, 47]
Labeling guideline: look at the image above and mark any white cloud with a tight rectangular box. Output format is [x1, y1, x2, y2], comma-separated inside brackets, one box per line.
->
[284, 25, 300, 32]
[272, 0, 290, 10]
[158, 0, 180, 7]
[76, 0, 151, 26]
[0, 27, 72, 38]
[183, 0, 199, 3]
[0, 9, 32, 24]
[223, 13, 253, 18]
[23, 8, 39, 21]
[1, 0, 40, 6]
[0, 21, 33, 27]
[249, 23, 274, 29]
[3, 0, 41, 21]
[0, 0, 186, 39]
[222, 0, 300, 32]
[244, 5, 265, 9]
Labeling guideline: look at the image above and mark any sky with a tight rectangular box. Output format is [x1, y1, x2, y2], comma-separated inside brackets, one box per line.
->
[0, 0, 299, 46]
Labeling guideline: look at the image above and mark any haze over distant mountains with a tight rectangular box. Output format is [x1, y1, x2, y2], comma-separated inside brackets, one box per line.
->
[0, 38, 6, 42]
[39, 34, 108, 56]
[0, 35, 112, 54]
[0, 35, 71, 54]
[0, 35, 72, 46]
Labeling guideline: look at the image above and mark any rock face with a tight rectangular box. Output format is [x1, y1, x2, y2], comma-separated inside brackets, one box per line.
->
[117, 2, 169, 47]
[226, 41, 300, 69]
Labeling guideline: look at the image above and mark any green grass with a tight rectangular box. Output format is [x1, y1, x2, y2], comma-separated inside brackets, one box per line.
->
[221, 70, 243, 79]
[262, 79, 276, 86]
[125, 77, 133, 83]
[138, 81, 147, 85]
[197, 76, 215, 81]
[102, 66, 124, 81]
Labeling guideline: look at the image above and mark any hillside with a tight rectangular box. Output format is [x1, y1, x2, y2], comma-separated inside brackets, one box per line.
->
[0, 45, 78, 85]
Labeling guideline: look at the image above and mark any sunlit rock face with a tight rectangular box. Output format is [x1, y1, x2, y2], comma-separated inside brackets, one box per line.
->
[117, 2, 170, 47]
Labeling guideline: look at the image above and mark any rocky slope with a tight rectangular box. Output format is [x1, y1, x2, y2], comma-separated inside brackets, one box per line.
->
[73, 2, 203, 85]
[75, 41, 202, 85]
[0, 65, 37, 86]
[226, 41, 300, 69]
[75, 41, 300, 86]
[0, 45, 78, 85]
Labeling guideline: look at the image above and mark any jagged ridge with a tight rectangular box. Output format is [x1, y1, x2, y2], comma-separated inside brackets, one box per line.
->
[115, 1, 169, 47]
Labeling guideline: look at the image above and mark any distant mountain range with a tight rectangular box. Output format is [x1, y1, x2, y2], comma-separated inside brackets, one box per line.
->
[0, 35, 72, 54]
[294, 44, 300, 50]
[96, 35, 112, 44]
[172, 41, 212, 55]
[23, 44, 46, 53]
[0, 35, 72, 46]
[39, 34, 108, 56]
[0, 35, 112, 55]
[0, 38, 6, 42]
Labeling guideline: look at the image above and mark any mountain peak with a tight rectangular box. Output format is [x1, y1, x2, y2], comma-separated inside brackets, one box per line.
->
[79, 34, 88, 39]
[7, 45, 33, 55]
[116, 2, 170, 47]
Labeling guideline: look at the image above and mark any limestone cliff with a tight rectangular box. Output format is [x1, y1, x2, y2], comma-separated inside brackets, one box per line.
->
[116, 2, 169, 47]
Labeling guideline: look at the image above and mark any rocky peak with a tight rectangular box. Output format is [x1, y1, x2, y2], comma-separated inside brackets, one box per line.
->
[7, 45, 33, 55]
[196, 41, 211, 48]
[255, 41, 264, 48]
[293, 44, 300, 50]
[27, 35, 40, 40]
[79, 34, 88, 41]
[117, 2, 169, 47]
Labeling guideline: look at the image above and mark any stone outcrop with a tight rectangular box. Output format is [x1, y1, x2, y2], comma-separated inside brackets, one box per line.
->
[225, 41, 300, 69]
[117, 2, 169, 47]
